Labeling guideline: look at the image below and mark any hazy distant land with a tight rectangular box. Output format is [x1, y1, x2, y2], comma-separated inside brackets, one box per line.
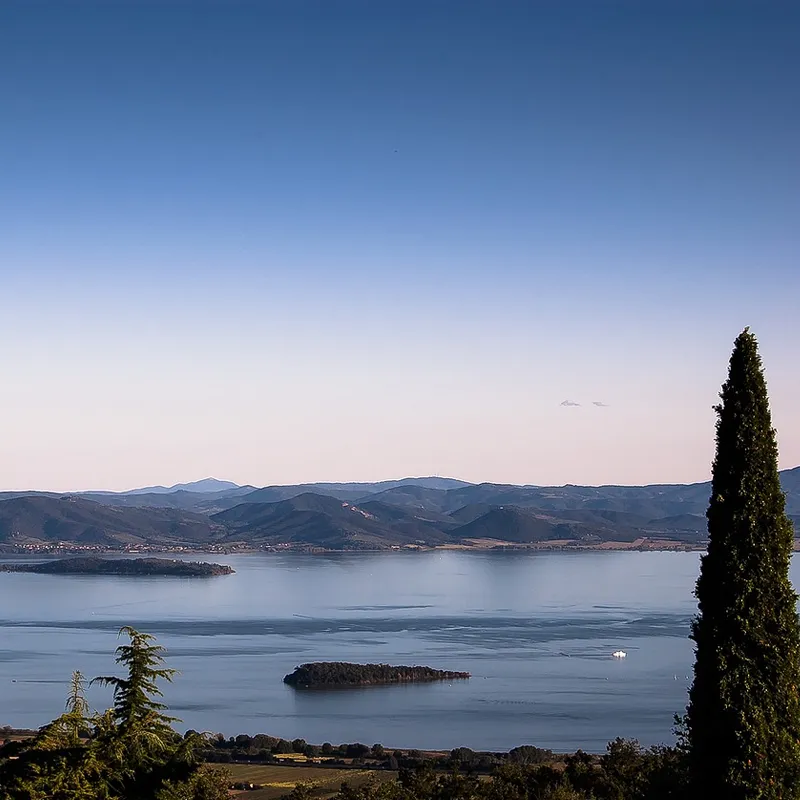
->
[0, 471, 797, 553]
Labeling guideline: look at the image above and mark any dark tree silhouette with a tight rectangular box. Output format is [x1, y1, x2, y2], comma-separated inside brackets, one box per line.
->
[687, 329, 800, 799]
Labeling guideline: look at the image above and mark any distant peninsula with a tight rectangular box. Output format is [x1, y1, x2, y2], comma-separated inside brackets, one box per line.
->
[0, 557, 234, 577]
[284, 661, 471, 688]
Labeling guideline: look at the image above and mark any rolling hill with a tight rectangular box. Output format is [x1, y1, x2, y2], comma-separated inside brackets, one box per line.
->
[78, 488, 254, 513]
[0, 469, 797, 551]
[0, 496, 226, 548]
[450, 506, 644, 545]
[351, 469, 800, 519]
[211, 493, 452, 549]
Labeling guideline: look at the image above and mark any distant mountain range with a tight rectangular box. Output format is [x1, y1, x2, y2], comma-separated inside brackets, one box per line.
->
[89, 478, 252, 496]
[124, 478, 246, 495]
[0, 470, 797, 551]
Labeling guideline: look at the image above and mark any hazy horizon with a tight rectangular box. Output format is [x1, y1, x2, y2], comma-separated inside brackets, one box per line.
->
[3, 2, 798, 492]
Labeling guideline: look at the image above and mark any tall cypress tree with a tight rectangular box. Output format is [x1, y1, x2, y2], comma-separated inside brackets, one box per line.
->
[687, 328, 800, 799]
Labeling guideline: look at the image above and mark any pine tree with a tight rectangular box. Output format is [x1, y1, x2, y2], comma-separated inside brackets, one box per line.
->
[0, 628, 229, 800]
[92, 626, 178, 736]
[686, 328, 800, 799]
[63, 670, 91, 745]
[91, 626, 189, 797]
[0, 671, 105, 800]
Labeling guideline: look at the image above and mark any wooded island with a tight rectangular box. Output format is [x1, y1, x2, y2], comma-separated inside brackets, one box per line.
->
[0, 556, 234, 577]
[283, 661, 471, 688]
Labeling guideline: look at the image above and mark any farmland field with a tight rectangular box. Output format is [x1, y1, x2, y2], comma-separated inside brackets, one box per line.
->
[227, 764, 397, 800]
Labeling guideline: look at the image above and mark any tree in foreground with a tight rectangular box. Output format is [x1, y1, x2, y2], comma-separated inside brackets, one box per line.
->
[0, 627, 229, 800]
[0, 671, 103, 799]
[686, 328, 800, 799]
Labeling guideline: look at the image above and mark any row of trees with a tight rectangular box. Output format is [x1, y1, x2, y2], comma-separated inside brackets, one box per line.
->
[0, 329, 796, 799]
[201, 735, 555, 770]
[285, 741, 687, 800]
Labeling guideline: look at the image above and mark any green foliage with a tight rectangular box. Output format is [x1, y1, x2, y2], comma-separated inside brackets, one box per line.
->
[194, 735, 687, 800]
[0, 627, 229, 800]
[0, 669, 106, 800]
[312, 749, 688, 800]
[507, 746, 554, 766]
[155, 765, 232, 800]
[90, 627, 191, 798]
[597, 738, 687, 800]
[92, 626, 178, 734]
[0, 738, 105, 800]
[687, 329, 800, 799]
[284, 782, 317, 800]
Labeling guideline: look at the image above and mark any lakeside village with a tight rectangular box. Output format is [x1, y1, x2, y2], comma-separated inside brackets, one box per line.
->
[1, 538, 701, 556]
[3, 541, 409, 555]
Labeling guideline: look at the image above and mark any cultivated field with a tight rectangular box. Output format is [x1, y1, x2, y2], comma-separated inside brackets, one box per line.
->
[227, 764, 397, 800]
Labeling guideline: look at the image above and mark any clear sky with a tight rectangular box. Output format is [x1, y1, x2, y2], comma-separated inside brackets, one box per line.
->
[2, 1, 798, 492]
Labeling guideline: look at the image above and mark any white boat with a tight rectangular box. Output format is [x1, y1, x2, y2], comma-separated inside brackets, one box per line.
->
[612, 650, 627, 658]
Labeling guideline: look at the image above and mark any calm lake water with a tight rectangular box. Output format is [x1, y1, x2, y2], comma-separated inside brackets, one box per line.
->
[0, 549, 751, 752]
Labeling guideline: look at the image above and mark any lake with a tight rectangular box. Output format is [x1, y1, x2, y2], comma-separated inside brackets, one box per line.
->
[0, 549, 725, 752]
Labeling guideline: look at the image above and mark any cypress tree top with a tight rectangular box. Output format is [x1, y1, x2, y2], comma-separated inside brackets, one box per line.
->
[687, 328, 800, 799]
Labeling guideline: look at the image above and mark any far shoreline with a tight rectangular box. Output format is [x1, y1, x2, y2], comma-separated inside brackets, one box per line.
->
[0, 722, 640, 757]
[0, 539, 721, 557]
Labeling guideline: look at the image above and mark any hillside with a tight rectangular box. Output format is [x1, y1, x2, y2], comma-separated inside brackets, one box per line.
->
[450, 507, 644, 545]
[1, 469, 797, 551]
[0, 496, 226, 548]
[221, 478, 471, 508]
[357, 500, 460, 538]
[355, 469, 800, 518]
[79, 488, 253, 513]
[40, 468, 798, 518]
[212, 493, 452, 550]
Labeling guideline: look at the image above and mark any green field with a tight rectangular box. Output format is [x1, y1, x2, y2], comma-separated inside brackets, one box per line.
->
[227, 764, 397, 800]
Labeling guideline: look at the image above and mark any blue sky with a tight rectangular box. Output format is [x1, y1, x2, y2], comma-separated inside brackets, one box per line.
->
[2, 1, 799, 491]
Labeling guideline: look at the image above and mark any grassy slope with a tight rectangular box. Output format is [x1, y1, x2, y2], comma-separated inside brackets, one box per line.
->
[227, 764, 397, 799]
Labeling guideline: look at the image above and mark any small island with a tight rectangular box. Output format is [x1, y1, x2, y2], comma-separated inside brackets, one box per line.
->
[0, 557, 234, 577]
[284, 661, 470, 689]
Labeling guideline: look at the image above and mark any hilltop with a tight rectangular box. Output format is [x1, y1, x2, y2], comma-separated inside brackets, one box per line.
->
[120, 478, 247, 495]
[0, 469, 797, 552]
